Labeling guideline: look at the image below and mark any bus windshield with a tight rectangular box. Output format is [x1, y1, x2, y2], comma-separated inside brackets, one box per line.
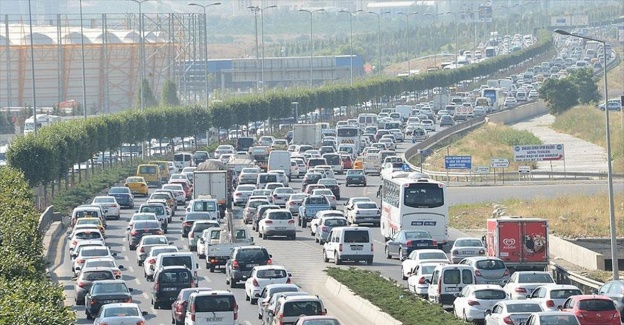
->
[403, 183, 444, 208]
[337, 128, 358, 137]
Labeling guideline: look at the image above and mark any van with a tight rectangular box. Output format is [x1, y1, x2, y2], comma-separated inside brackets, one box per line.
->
[322, 153, 343, 175]
[256, 173, 278, 190]
[173, 152, 193, 172]
[149, 160, 171, 182]
[427, 264, 475, 309]
[267, 150, 292, 180]
[150, 252, 200, 285]
[236, 137, 256, 152]
[137, 164, 162, 187]
[151, 266, 194, 309]
[186, 290, 238, 325]
[306, 158, 326, 169]
[271, 295, 326, 325]
[337, 144, 357, 157]
[323, 226, 374, 265]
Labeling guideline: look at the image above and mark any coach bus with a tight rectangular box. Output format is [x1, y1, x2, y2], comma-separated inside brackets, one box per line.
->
[380, 176, 448, 249]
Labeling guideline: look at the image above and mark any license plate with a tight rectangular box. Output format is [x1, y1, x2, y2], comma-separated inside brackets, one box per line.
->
[102, 300, 118, 304]
[351, 245, 363, 250]
[163, 287, 177, 291]
[417, 243, 429, 247]
[462, 251, 475, 255]
[249, 264, 259, 267]
[445, 287, 460, 292]
[486, 281, 499, 284]
[275, 227, 286, 230]
[207, 317, 223, 322]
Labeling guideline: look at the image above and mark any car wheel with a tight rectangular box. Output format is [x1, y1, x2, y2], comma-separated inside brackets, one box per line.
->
[291, 234, 296, 240]
[345, 184, 349, 187]
[315, 237, 319, 243]
[366, 258, 373, 265]
[319, 239, 325, 245]
[209, 264, 215, 273]
[86, 310, 93, 320]
[229, 278, 236, 288]
[138, 260, 143, 266]
[245, 292, 250, 301]
[323, 250, 329, 263]
[251, 297, 258, 305]
[385, 246, 392, 259]
[334, 253, 341, 265]
[75, 296, 83, 306]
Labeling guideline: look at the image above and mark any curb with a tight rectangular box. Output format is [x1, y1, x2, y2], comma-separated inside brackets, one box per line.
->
[324, 276, 402, 325]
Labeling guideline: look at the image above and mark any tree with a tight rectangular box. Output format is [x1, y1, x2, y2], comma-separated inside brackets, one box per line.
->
[538, 78, 579, 115]
[569, 68, 600, 104]
[138, 79, 158, 108]
[161, 79, 180, 106]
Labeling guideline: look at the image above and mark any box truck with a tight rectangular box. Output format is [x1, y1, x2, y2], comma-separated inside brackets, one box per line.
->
[486, 217, 549, 272]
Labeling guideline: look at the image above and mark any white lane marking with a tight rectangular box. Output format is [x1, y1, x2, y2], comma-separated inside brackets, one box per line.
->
[374, 240, 385, 245]
[122, 246, 127, 252]
[142, 292, 148, 299]
[135, 278, 142, 285]
[128, 266, 134, 273]
[124, 256, 129, 261]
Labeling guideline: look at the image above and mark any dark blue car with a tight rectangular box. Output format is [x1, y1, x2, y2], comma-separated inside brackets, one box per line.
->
[384, 230, 437, 260]
[108, 187, 134, 209]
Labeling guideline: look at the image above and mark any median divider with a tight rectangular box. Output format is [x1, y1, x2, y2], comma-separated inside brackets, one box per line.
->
[324, 276, 402, 325]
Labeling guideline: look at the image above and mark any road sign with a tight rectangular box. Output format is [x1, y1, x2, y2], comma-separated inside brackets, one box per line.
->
[445, 156, 472, 169]
[513, 144, 565, 162]
[475, 166, 490, 174]
[518, 166, 531, 174]
[490, 158, 510, 168]
[402, 163, 410, 172]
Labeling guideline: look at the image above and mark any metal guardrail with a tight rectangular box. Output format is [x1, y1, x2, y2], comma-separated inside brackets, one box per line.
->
[550, 263, 603, 294]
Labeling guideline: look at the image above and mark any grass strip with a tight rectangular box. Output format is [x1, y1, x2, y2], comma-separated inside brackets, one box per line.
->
[325, 267, 468, 325]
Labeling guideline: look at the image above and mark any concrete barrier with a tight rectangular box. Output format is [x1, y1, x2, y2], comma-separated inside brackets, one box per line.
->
[487, 101, 549, 125]
[325, 276, 402, 325]
[549, 235, 605, 270]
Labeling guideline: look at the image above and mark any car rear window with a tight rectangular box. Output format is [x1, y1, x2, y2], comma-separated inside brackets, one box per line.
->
[506, 303, 542, 313]
[134, 221, 161, 229]
[194, 295, 236, 312]
[475, 259, 506, 270]
[268, 212, 292, 220]
[474, 289, 506, 300]
[75, 232, 103, 240]
[160, 270, 191, 283]
[161, 256, 192, 270]
[259, 175, 277, 183]
[283, 300, 323, 317]
[578, 299, 616, 311]
[141, 205, 165, 215]
[420, 252, 448, 260]
[257, 269, 288, 278]
[343, 230, 370, 243]
[442, 269, 473, 284]
[518, 273, 553, 283]
[237, 249, 269, 261]
[82, 248, 109, 257]
[185, 213, 212, 221]
[550, 289, 582, 299]
[356, 203, 377, 209]
[83, 271, 114, 281]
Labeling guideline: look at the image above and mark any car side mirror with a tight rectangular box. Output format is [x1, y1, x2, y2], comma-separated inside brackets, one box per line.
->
[400, 255, 407, 261]
[142, 311, 148, 316]
[149, 265, 154, 270]
[128, 288, 134, 292]
[169, 242, 174, 245]
[502, 280, 508, 285]
[484, 310, 491, 316]
[526, 294, 531, 298]
[180, 217, 184, 221]
[118, 265, 125, 269]
[112, 252, 117, 257]
[269, 254, 273, 258]
[592, 289, 598, 294]
[288, 273, 292, 277]
[425, 279, 430, 284]
[135, 210, 139, 213]
[268, 311, 274, 316]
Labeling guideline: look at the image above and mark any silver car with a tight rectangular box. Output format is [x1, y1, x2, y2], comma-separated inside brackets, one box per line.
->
[314, 216, 348, 244]
[458, 256, 510, 286]
[286, 193, 308, 215]
[450, 237, 486, 263]
[93, 303, 148, 325]
[272, 187, 295, 207]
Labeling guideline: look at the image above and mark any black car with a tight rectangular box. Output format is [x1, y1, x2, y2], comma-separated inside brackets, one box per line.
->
[171, 287, 214, 325]
[252, 205, 280, 232]
[345, 169, 367, 187]
[180, 212, 214, 237]
[318, 179, 340, 199]
[384, 230, 437, 261]
[193, 151, 210, 165]
[225, 246, 272, 287]
[127, 220, 163, 251]
[107, 187, 134, 209]
[73, 267, 116, 305]
[301, 173, 323, 190]
[152, 266, 194, 309]
[85, 280, 133, 320]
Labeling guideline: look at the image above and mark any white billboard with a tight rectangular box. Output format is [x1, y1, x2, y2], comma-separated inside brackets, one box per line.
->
[551, 15, 589, 27]
[513, 144, 565, 162]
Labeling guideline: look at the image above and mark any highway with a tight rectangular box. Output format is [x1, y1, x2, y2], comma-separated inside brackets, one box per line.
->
[50, 125, 621, 325]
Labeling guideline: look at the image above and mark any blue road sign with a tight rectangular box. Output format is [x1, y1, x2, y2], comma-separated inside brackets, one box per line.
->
[445, 156, 472, 169]
[402, 163, 410, 171]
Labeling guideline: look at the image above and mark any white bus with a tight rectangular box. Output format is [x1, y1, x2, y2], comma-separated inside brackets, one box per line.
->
[336, 125, 361, 154]
[357, 113, 378, 130]
[23, 114, 61, 134]
[380, 177, 448, 248]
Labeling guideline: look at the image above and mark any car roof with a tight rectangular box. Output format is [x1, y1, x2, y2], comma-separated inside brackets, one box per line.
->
[253, 265, 287, 271]
[265, 283, 300, 290]
[464, 284, 506, 290]
[92, 279, 126, 285]
[159, 265, 192, 271]
[193, 290, 234, 297]
[498, 300, 542, 305]
[281, 295, 322, 302]
[534, 284, 580, 290]
[80, 266, 116, 273]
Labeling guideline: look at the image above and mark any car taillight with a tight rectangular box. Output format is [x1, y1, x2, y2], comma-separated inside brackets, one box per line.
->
[321, 226, 328, 232]
[233, 303, 238, 320]
[252, 278, 259, 286]
[418, 277, 426, 284]
[72, 240, 78, 246]
[467, 300, 480, 306]
[183, 222, 192, 227]
[406, 240, 413, 247]
[148, 258, 156, 264]
[338, 244, 343, 252]
[265, 220, 273, 224]
[90, 299, 97, 305]
[288, 201, 296, 205]
[76, 258, 85, 264]
[286, 277, 291, 284]
[515, 288, 527, 293]
[235, 193, 241, 196]
[190, 302, 196, 321]
[176, 303, 184, 313]
[140, 247, 145, 253]
[77, 281, 86, 288]
[189, 232, 194, 238]
[273, 194, 278, 198]
[432, 240, 437, 246]
[503, 269, 510, 276]
[130, 231, 139, 236]
[232, 260, 239, 269]
[474, 270, 482, 276]
[136, 321, 145, 325]
[545, 300, 555, 308]
[503, 316, 514, 324]
[288, 220, 295, 224]
[267, 259, 272, 265]
[124, 298, 132, 303]
[155, 230, 163, 235]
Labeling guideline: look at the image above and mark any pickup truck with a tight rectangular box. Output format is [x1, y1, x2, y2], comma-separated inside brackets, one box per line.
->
[298, 195, 331, 228]
[202, 227, 254, 272]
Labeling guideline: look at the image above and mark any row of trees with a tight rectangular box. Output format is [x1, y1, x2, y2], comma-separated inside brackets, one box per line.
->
[538, 68, 601, 115]
[6, 30, 552, 189]
[0, 167, 75, 323]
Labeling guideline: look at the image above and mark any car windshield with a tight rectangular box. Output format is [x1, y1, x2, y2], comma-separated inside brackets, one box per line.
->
[505, 303, 543, 313]
[103, 307, 139, 317]
[518, 273, 554, 283]
[474, 289, 507, 300]
[455, 239, 483, 247]
[404, 231, 431, 240]
[475, 259, 506, 270]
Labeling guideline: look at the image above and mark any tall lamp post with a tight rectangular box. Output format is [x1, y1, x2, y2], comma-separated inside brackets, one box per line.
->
[554, 29, 618, 279]
[27, 0, 37, 135]
[445, 11, 461, 66]
[130, 0, 152, 114]
[367, 10, 389, 77]
[298, 8, 324, 86]
[397, 11, 418, 75]
[248, 5, 277, 94]
[79, 0, 88, 119]
[338, 9, 361, 85]
[189, 2, 221, 110]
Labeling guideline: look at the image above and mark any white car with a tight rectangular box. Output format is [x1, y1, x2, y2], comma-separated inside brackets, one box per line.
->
[258, 209, 296, 240]
[484, 300, 543, 325]
[311, 188, 337, 210]
[401, 249, 450, 280]
[268, 169, 289, 186]
[450, 237, 486, 263]
[524, 311, 581, 325]
[503, 271, 556, 300]
[407, 262, 444, 297]
[82, 257, 124, 279]
[239, 167, 261, 185]
[135, 235, 170, 266]
[292, 158, 307, 177]
[161, 183, 186, 205]
[310, 210, 345, 236]
[289, 161, 300, 179]
[504, 96, 518, 107]
[91, 196, 121, 219]
[525, 284, 582, 311]
[388, 128, 404, 142]
[72, 246, 117, 276]
[169, 173, 190, 184]
[421, 119, 435, 131]
[344, 197, 374, 212]
[244, 265, 291, 304]
[68, 228, 105, 252]
[142, 245, 179, 281]
[127, 212, 158, 231]
[453, 285, 508, 322]
[346, 201, 380, 226]
[380, 162, 405, 180]
[233, 184, 257, 206]
[378, 138, 395, 151]
[271, 187, 294, 207]
[214, 145, 235, 159]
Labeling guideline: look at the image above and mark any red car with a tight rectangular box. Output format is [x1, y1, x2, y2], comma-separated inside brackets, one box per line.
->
[341, 154, 353, 169]
[560, 295, 621, 325]
[169, 181, 191, 200]
[171, 288, 214, 325]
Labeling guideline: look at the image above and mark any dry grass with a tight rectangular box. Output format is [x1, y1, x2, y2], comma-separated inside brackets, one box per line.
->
[551, 106, 624, 173]
[424, 124, 541, 171]
[598, 48, 624, 96]
[449, 193, 624, 238]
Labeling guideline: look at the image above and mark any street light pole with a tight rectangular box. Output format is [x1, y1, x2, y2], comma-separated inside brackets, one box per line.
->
[79, 0, 88, 119]
[260, 5, 276, 95]
[131, 0, 152, 114]
[27, 0, 37, 136]
[446, 11, 461, 66]
[424, 13, 443, 69]
[397, 11, 418, 75]
[367, 11, 389, 78]
[189, 2, 221, 110]
[298, 9, 324, 86]
[338, 9, 360, 85]
[554, 29, 618, 279]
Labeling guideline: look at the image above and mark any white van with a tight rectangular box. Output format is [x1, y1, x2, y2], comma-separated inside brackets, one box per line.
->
[150, 252, 200, 286]
[323, 226, 374, 265]
[185, 290, 238, 325]
[337, 143, 357, 158]
[322, 153, 343, 175]
[173, 151, 193, 172]
[267, 150, 291, 180]
[256, 173, 278, 190]
[427, 264, 475, 309]
[185, 198, 220, 220]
